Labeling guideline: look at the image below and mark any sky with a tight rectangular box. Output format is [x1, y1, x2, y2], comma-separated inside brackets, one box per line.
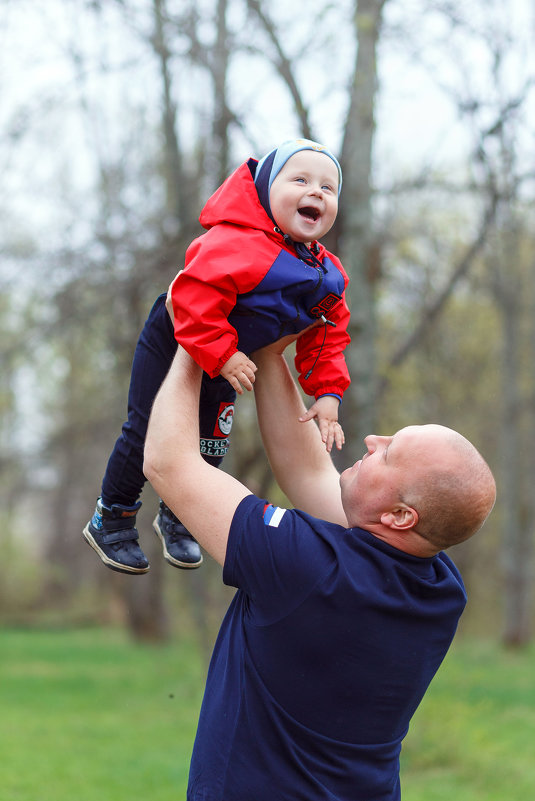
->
[2, 0, 534, 250]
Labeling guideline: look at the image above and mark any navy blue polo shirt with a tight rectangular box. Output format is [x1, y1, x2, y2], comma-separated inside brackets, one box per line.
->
[187, 495, 466, 801]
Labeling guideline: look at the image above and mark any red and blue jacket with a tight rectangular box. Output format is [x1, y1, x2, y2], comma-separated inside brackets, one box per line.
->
[170, 159, 351, 400]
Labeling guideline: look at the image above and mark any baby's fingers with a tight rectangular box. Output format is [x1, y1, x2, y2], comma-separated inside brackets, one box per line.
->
[228, 376, 244, 395]
[333, 422, 345, 451]
[239, 371, 255, 392]
[318, 419, 333, 452]
[320, 421, 345, 453]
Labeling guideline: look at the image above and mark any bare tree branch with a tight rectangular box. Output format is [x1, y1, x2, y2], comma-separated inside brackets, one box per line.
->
[244, 0, 314, 139]
[382, 192, 498, 383]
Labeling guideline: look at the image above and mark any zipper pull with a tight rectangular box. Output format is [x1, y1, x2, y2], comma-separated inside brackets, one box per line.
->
[305, 316, 336, 379]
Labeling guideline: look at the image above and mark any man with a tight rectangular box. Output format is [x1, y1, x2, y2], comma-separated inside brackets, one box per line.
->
[144, 344, 496, 801]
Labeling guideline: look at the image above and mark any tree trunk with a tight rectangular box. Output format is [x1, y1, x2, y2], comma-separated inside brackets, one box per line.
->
[118, 0, 189, 643]
[499, 289, 531, 645]
[337, 0, 387, 456]
[211, 0, 232, 186]
[122, 494, 171, 642]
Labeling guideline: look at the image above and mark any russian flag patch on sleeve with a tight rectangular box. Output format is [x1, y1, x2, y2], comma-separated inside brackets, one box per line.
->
[262, 504, 287, 528]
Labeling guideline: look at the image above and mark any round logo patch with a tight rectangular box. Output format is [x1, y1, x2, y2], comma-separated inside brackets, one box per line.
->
[214, 402, 235, 437]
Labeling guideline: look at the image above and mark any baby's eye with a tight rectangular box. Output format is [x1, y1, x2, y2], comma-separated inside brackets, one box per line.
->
[322, 184, 334, 192]
[294, 176, 306, 183]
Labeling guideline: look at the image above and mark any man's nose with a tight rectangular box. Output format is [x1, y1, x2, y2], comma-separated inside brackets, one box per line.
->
[364, 434, 389, 453]
[364, 434, 377, 453]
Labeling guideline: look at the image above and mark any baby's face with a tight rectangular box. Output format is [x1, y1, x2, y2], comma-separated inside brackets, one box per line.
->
[269, 150, 339, 244]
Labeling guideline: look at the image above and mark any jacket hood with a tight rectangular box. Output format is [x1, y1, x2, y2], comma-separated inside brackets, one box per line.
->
[199, 160, 274, 234]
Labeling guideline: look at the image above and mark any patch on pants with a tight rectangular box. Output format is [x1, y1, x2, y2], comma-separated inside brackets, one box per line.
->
[213, 402, 235, 437]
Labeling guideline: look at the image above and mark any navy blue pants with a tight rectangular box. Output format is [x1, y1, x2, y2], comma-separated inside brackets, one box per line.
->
[100, 294, 236, 509]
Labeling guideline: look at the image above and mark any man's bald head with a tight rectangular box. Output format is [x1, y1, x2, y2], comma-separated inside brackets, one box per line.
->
[397, 425, 496, 550]
[340, 424, 496, 554]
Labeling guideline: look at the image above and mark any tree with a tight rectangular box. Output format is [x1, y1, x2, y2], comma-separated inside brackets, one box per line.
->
[338, 0, 389, 452]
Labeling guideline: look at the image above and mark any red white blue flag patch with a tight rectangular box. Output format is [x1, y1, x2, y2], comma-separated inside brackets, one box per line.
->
[262, 504, 287, 528]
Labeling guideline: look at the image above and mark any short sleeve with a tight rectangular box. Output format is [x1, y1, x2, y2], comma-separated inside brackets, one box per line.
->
[223, 495, 338, 625]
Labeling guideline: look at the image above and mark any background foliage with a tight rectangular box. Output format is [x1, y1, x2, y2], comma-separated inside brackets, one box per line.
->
[2, 0, 535, 648]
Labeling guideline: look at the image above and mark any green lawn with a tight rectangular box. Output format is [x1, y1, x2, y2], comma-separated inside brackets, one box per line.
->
[0, 627, 204, 801]
[1, 628, 534, 800]
[401, 639, 535, 800]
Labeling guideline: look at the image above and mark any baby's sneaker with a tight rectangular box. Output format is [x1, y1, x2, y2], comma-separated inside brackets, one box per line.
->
[153, 500, 203, 569]
[83, 498, 150, 574]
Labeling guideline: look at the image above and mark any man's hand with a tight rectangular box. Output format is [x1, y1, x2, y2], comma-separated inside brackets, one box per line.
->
[220, 351, 258, 394]
[256, 323, 321, 357]
[165, 270, 184, 321]
[299, 395, 345, 453]
[165, 286, 174, 321]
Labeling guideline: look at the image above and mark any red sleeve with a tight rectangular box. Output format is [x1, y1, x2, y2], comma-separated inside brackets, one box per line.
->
[294, 256, 351, 399]
[170, 226, 273, 377]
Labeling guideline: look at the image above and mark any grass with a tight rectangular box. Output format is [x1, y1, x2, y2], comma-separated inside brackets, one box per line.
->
[401, 639, 535, 800]
[1, 628, 535, 800]
[0, 627, 205, 801]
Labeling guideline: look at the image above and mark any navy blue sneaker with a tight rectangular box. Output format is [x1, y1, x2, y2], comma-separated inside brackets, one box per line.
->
[153, 501, 203, 569]
[83, 499, 150, 575]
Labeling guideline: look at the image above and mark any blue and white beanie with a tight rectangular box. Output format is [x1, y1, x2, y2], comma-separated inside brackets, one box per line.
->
[254, 138, 342, 221]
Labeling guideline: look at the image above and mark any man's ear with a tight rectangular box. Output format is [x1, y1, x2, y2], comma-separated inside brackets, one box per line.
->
[380, 504, 418, 531]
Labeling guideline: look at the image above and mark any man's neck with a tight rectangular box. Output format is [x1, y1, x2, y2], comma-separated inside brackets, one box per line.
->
[364, 524, 439, 558]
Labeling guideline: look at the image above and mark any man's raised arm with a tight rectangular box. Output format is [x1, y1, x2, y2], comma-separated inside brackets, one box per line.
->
[253, 347, 348, 527]
[143, 347, 252, 566]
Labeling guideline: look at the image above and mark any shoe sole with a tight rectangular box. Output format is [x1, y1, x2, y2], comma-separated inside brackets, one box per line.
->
[152, 516, 203, 569]
[82, 524, 150, 575]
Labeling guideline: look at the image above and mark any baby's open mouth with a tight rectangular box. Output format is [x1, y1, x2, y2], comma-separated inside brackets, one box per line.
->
[298, 206, 320, 221]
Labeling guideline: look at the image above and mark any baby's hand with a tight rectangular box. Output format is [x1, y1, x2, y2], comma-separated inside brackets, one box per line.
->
[299, 395, 345, 453]
[220, 351, 258, 394]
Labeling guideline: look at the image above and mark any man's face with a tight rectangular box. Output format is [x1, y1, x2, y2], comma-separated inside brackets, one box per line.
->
[340, 434, 397, 527]
[269, 150, 339, 244]
[340, 426, 452, 529]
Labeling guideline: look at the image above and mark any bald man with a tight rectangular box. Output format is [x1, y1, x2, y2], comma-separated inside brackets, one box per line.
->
[144, 345, 496, 801]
